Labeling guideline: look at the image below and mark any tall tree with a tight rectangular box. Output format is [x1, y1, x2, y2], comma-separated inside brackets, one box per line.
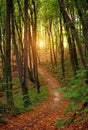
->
[31, 0, 40, 93]
[59, 13, 65, 77]
[58, 0, 87, 71]
[5, 0, 14, 107]
[22, 0, 31, 106]
[74, 0, 88, 51]
[10, 0, 30, 107]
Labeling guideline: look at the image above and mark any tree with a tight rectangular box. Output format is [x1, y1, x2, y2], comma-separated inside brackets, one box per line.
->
[59, 12, 65, 77]
[30, 0, 40, 93]
[5, 0, 14, 107]
[58, 0, 87, 71]
[22, 0, 31, 106]
[74, 0, 88, 51]
[10, 0, 31, 107]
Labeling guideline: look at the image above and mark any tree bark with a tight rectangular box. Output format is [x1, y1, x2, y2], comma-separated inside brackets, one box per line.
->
[11, 0, 30, 107]
[58, 0, 87, 70]
[59, 14, 65, 77]
[22, 0, 31, 106]
[74, 0, 88, 51]
[32, 0, 40, 93]
[5, 0, 14, 107]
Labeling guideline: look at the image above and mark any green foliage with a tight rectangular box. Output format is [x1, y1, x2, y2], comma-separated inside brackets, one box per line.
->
[57, 69, 88, 128]
[66, 103, 77, 113]
[0, 104, 7, 115]
[56, 86, 67, 92]
[30, 87, 48, 105]
[13, 86, 48, 113]
[0, 117, 7, 124]
[56, 119, 66, 128]
[0, 85, 48, 123]
[0, 70, 49, 123]
[62, 69, 88, 104]
[56, 118, 72, 128]
[38, 0, 59, 27]
[63, 91, 81, 100]
[12, 86, 48, 113]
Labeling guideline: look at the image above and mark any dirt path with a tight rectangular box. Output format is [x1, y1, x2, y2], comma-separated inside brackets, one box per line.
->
[0, 67, 66, 130]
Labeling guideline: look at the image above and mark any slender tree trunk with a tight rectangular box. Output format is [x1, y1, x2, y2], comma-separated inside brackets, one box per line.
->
[27, 22, 35, 82]
[15, 20, 23, 60]
[11, 0, 23, 87]
[32, 0, 40, 93]
[71, 34, 79, 71]
[59, 15, 65, 77]
[74, 0, 88, 51]
[47, 30, 53, 66]
[5, 0, 14, 107]
[11, 0, 30, 107]
[58, 0, 87, 70]
[22, 0, 31, 106]
[51, 29, 57, 66]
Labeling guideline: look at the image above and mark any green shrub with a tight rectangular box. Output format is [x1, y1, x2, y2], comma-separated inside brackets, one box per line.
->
[57, 69, 88, 128]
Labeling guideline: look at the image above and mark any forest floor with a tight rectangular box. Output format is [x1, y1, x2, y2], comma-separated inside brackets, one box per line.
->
[0, 67, 88, 130]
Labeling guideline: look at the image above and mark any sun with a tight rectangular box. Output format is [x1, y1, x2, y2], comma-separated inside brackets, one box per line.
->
[63, 38, 68, 48]
[39, 41, 44, 48]
[64, 42, 68, 48]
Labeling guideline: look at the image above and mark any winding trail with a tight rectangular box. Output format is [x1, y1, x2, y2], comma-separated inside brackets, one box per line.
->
[0, 67, 65, 130]
[38, 67, 62, 109]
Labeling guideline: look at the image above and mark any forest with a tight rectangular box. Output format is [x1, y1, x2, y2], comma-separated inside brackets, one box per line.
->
[0, 0, 88, 129]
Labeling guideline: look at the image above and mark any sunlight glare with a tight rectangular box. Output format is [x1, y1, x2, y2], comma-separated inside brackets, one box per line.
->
[39, 41, 44, 48]
[63, 38, 68, 48]
[64, 42, 68, 48]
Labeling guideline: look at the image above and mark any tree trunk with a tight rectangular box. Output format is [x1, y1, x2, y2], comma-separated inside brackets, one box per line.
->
[32, 0, 40, 93]
[22, 0, 31, 106]
[58, 0, 87, 70]
[74, 0, 88, 51]
[5, 0, 14, 107]
[59, 15, 65, 77]
[11, 0, 30, 107]
[47, 30, 54, 66]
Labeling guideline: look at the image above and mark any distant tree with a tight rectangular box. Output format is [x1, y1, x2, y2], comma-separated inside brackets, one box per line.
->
[59, 12, 65, 77]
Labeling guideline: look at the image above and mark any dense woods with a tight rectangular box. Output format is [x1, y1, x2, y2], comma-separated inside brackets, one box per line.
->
[0, 0, 88, 129]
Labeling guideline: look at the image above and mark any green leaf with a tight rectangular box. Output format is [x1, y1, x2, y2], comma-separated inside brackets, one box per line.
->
[63, 91, 81, 98]
[66, 103, 77, 113]
[56, 87, 67, 92]
[56, 119, 66, 128]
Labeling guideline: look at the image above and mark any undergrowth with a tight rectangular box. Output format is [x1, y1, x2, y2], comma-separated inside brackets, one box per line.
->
[56, 69, 88, 128]
[0, 75, 49, 124]
[43, 61, 88, 128]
